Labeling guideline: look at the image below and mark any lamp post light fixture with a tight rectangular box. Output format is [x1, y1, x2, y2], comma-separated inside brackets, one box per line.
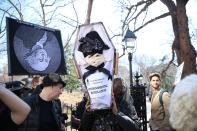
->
[122, 28, 137, 87]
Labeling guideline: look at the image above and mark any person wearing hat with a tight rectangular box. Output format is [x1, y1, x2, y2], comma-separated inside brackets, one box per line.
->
[149, 73, 171, 131]
[18, 73, 66, 131]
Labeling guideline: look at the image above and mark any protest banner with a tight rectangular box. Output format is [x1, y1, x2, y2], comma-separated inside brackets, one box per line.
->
[6, 17, 66, 75]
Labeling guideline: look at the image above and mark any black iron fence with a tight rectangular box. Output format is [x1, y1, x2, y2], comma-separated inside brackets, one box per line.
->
[130, 73, 148, 131]
[62, 103, 78, 131]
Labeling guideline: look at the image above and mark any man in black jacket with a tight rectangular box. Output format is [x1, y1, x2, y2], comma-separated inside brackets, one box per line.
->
[79, 78, 140, 131]
[18, 73, 66, 131]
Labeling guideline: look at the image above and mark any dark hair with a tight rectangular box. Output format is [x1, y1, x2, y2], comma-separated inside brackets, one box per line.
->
[113, 78, 123, 86]
[149, 73, 161, 81]
[41, 73, 66, 87]
[32, 76, 40, 84]
[113, 78, 125, 92]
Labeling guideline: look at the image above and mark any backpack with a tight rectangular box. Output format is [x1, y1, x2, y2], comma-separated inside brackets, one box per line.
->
[159, 89, 168, 108]
[159, 89, 170, 120]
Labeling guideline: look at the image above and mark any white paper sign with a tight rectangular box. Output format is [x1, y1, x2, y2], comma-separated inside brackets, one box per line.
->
[174, 62, 184, 85]
[85, 71, 112, 109]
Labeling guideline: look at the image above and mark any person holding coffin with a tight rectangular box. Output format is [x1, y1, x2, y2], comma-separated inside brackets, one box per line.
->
[79, 78, 140, 131]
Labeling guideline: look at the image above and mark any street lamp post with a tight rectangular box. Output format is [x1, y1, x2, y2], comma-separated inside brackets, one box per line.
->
[123, 29, 137, 88]
[128, 52, 133, 87]
[123, 29, 147, 131]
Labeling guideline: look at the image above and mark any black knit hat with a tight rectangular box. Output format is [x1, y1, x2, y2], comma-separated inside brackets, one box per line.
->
[42, 73, 66, 87]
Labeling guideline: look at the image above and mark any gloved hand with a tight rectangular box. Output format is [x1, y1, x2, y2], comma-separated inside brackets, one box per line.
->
[85, 53, 105, 67]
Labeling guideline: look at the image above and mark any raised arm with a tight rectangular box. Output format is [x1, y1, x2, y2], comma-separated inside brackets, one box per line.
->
[0, 84, 31, 125]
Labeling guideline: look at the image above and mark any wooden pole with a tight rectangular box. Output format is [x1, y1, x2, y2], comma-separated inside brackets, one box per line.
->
[84, 0, 94, 24]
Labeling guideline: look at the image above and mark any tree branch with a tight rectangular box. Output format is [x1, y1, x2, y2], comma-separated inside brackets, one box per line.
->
[160, 0, 176, 13]
[44, 0, 57, 6]
[17, 0, 22, 14]
[118, 44, 126, 58]
[58, 14, 82, 25]
[28, 6, 43, 20]
[43, 0, 49, 5]
[141, 7, 148, 25]
[43, 0, 78, 26]
[110, 33, 122, 39]
[161, 48, 175, 78]
[0, 7, 18, 19]
[64, 1, 79, 49]
[59, 19, 76, 27]
[8, 0, 23, 20]
[39, 0, 46, 26]
[133, 12, 171, 33]
[122, 4, 136, 33]
[0, 11, 6, 33]
[128, 0, 156, 28]
[121, 0, 157, 35]
[0, 32, 6, 39]
[46, 2, 70, 25]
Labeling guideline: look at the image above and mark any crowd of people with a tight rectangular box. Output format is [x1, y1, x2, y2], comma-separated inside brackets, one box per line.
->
[0, 73, 197, 131]
[0, 73, 68, 131]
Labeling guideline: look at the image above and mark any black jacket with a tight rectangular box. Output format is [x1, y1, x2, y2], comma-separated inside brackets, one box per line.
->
[18, 94, 63, 131]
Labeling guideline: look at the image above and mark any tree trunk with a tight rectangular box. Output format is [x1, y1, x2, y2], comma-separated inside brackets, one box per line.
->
[176, 1, 196, 77]
[161, 0, 197, 78]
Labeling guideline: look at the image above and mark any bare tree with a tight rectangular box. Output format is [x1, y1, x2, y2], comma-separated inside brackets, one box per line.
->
[118, 0, 196, 77]
[0, 0, 81, 51]
[134, 55, 157, 84]
[135, 55, 176, 91]
[0, 0, 24, 54]
[0, 0, 80, 87]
